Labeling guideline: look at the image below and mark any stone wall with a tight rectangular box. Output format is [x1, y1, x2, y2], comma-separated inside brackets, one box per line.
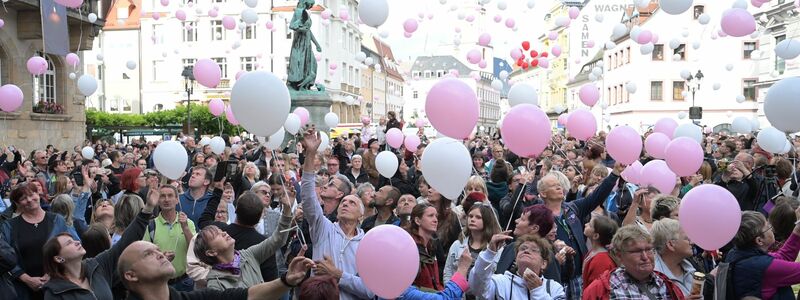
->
[0, 5, 96, 152]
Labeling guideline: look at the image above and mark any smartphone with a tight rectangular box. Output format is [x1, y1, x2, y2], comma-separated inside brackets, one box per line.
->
[72, 171, 84, 186]
[7, 145, 14, 152]
[225, 161, 239, 182]
[214, 161, 229, 182]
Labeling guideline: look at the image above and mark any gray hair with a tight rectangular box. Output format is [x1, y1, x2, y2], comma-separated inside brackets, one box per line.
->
[536, 171, 571, 196]
[245, 162, 260, 179]
[611, 225, 654, 257]
[733, 211, 767, 249]
[651, 218, 682, 253]
[335, 174, 353, 196]
[356, 182, 375, 199]
[250, 181, 270, 193]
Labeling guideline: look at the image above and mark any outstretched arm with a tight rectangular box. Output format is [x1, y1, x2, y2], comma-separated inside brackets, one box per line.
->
[310, 31, 321, 52]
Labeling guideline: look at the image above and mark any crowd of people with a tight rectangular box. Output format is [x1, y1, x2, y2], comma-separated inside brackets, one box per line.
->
[1, 111, 800, 300]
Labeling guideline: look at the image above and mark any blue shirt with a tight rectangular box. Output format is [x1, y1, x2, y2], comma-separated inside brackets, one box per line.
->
[179, 189, 213, 225]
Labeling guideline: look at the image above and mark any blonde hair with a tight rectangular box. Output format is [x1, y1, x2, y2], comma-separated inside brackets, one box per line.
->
[651, 218, 682, 253]
[51, 194, 75, 227]
[611, 225, 653, 256]
[651, 195, 680, 220]
[465, 175, 488, 195]
[114, 195, 144, 232]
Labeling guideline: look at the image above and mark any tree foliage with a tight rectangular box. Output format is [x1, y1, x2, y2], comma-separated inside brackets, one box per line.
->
[86, 106, 243, 136]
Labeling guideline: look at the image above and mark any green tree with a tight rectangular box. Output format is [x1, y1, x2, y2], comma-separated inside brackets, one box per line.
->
[86, 106, 243, 138]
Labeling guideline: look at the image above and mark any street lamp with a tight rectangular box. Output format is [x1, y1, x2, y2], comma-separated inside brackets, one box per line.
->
[182, 66, 195, 137]
[685, 70, 704, 120]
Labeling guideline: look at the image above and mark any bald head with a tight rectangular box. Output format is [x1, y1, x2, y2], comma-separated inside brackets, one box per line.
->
[118, 241, 174, 288]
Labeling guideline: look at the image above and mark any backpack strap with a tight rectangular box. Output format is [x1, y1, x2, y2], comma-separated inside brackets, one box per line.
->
[546, 278, 551, 294]
[145, 219, 156, 242]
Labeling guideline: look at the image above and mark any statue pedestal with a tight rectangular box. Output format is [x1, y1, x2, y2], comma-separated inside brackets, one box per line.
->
[284, 91, 332, 149]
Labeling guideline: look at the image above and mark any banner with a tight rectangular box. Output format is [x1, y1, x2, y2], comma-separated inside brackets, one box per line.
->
[40, 0, 70, 56]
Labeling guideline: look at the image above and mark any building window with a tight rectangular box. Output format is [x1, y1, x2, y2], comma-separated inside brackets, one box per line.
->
[743, 41, 757, 59]
[673, 81, 686, 100]
[743, 79, 757, 101]
[413, 90, 418, 99]
[211, 20, 225, 41]
[776, 35, 786, 74]
[424, 71, 431, 78]
[626, 46, 631, 63]
[243, 24, 256, 40]
[674, 44, 686, 60]
[212, 57, 227, 79]
[153, 24, 164, 44]
[33, 54, 57, 108]
[652, 44, 664, 60]
[650, 81, 663, 101]
[240, 56, 256, 72]
[693, 5, 704, 19]
[182, 21, 196, 42]
[437, 70, 444, 77]
[182, 58, 196, 70]
[153, 60, 168, 81]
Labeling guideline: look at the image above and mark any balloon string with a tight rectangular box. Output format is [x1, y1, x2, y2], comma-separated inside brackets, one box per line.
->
[76, 8, 84, 58]
[504, 182, 526, 231]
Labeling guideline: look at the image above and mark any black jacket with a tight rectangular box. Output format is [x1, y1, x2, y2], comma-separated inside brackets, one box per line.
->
[0, 232, 16, 298]
[344, 168, 369, 186]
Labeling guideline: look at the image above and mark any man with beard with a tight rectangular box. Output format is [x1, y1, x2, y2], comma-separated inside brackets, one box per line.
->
[360, 186, 400, 232]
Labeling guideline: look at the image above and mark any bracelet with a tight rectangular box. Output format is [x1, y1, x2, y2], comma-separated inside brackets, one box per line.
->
[280, 273, 298, 288]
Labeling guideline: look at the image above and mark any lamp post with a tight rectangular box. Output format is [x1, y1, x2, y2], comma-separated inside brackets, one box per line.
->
[686, 69, 704, 121]
[182, 66, 195, 137]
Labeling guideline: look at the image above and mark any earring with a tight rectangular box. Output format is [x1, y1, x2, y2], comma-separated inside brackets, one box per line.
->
[57, 257, 65, 263]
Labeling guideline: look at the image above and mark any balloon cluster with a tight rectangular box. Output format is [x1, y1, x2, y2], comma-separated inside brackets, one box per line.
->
[511, 41, 549, 70]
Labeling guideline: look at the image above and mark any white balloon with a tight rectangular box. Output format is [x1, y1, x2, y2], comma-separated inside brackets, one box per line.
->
[673, 123, 702, 143]
[77, 74, 98, 96]
[69, 73, 76, 80]
[244, 0, 258, 8]
[757, 127, 788, 153]
[592, 66, 603, 77]
[81, 146, 95, 160]
[764, 77, 800, 133]
[499, 70, 509, 80]
[640, 43, 654, 55]
[358, 0, 390, 28]
[507, 83, 538, 107]
[736, 95, 746, 103]
[669, 39, 681, 49]
[209, 137, 226, 155]
[678, 111, 688, 119]
[199, 137, 211, 146]
[775, 39, 800, 59]
[692, 41, 701, 50]
[355, 52, 367, 62]
[96, 53, 104, 61]
[713, 83, 721, 90]
[630, 26, 642, 41]
[497, 0, 507, 10]
[779, 140, 793, 154]
[731, 116, 752, 134]
[364, 57, 374, 66]
[324, 112, 340, 128]
[612, 23, 627, 39]
[126, 60, 137, 70]
[491, 79, 503, 91]
[375, 150, 398, 178]
[751, 117, 761, 131]
[284, 113, 301, 135]
[153, 141, 189, 180]
[241, 8, 258, 24]
[421, 137, 471, 199]
[732, 0, 747, 9]
[526, 0, 535, 9]
[682, 30, 690, 38]
[317, 131, 330, 152]
[626, 82, 637, 93]
[725, 64, 734, 71]
[265, 127, 285, 149]
[88, 13, 98, 23]
[680, 70, 691, 80]
[659, 0, 693, 15]
[595, 14, 604, 22]
[605, 41, 616, 50]
[230, 71, 290, 137]
[698, 13, 710, 24]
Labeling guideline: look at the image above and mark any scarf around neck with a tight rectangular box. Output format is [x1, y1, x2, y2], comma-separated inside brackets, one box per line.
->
[213, 250, 242, 275]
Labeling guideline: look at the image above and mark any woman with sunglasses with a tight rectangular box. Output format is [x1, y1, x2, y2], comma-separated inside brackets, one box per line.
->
[40, 188, 157, 299]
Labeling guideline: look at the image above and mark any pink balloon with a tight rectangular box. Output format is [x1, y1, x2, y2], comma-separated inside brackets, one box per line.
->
[193, 59, 222, 88]
[510, 48, 523, 60]
[425, 78, 479, 139]
[235, 70, 247, 80]
[160, 0, 169, 6]
[55, 0, 83, 8]
[478, 60, 487, 69]
[265, 20, 273, 29]
[653, 118, 678, 137]
[386, 128, 404, 149]
[636, 30, 653, 44]
[0, 84, 24, 112]
[568, 6, 580, 19]
[644, 132, 670, 159]
[465, 15, 475, 22]
[538, 58, 550, 68]
[404, 134, 421, 151]
[501, 104, 552, 158]
[680, 185, 742, 250]
[65, 53, 80, 68]
[586, 40, 595, 48]
[566, 109, 597, 141]
[721, 8, 756, 37]
[175, 9, 186, 21]
[329, 63, 338, 70]
[403, 18, 419, 33]
[606, 126, 643, 165]
[209, 98, 225, 117]
[357, 225, 419, 299]
[225, 105, 239, 125]
[551, 45, 562, 57]
[505, 18, 515, 28]
[362, 116, 372, 125]
[404, 32, 413, 38]
[339, 9, 349, 21]
[557, 113, 569, 126]
[466, 49, 482, 64]
[478, 33, 492, 46]
[222, 16, 236, 30]
[665, 137, 703, 176]
[26, 56, 48, 75]
[152, 12, 160, 20]
[621, 161, 643, 184]
[414, 118, 426, 128]
[579, 83, 600, 107]
[321, 10, 332, 20]
[640, 160, 677, 194]
[293, 107, 310, 127]
[548, 31, 558, 41]
[494, 15, 502, 23]
[752, 0, 764, 7]
[208, 9, 218, 17]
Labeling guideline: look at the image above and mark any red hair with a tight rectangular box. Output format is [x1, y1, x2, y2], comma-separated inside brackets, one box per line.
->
[120, 167, 143, 193]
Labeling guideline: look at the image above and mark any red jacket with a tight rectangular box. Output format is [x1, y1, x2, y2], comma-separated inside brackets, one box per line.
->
[412, 243, 444, 291]
[582, 251, 617, 290]
[582, 269, 686, 300]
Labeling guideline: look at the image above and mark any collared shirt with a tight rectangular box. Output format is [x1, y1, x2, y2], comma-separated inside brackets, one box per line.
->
[654, 253, 696, 297]
[608, 268, 670, 300]
[144, 213, 196, 278]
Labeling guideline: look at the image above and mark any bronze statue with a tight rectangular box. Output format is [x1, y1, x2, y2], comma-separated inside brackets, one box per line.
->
[286, 0, 325, 92]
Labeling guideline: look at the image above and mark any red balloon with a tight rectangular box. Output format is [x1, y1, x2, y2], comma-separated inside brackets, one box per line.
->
[516, 58, 524, 66]
[530, 50, 538, 57]
[521, 61, 529, 69]
[522, 41, 530, 51]
[530, 59, 539, 67]
[541, 52, 549, 58]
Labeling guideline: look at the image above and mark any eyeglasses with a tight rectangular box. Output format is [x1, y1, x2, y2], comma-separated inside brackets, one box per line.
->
[215, 210, 228, 215]
[761, 225, 774, 236]
[622, 247, 656, 256]
[255, 189, 271, 196]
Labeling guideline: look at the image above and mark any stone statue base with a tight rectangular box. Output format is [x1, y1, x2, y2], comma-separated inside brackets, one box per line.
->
[283, 91, 332, 150]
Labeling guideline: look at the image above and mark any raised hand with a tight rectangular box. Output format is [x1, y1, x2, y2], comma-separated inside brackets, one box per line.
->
[488, 230, 513, 252]
[145, 188, 160, 212]
[299, 124, 321, 155]
[286, 255, 315, 286]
